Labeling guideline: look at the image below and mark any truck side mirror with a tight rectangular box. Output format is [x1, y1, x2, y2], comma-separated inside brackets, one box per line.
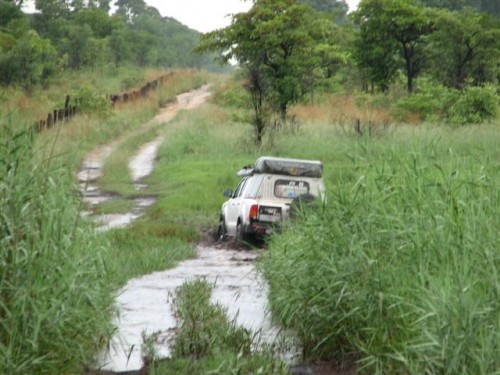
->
[223, 189, 233, 198]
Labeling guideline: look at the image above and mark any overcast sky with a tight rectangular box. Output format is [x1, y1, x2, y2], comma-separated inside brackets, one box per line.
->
[23, 0, 361, 33]
[146, 0, 361, 33]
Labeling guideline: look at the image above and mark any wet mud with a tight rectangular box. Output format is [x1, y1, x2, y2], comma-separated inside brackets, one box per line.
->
[95, 246, 290, 372]
[78, 85, 212, 230]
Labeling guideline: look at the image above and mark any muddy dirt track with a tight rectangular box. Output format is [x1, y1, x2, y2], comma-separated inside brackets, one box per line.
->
[79, 87, 289, 372]
[78, 85, 211, 230]
[82, 86, 356, 375]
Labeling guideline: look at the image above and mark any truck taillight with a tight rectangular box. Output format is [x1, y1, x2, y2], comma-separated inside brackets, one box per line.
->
[249, 204, 259, 220]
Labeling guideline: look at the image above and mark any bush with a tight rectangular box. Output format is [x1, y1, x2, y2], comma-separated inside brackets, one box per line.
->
[448, 84, 499, 125]
[394, 82, 458, 122]
[394, 81, 499, 125]
[74, 86, 110, 114]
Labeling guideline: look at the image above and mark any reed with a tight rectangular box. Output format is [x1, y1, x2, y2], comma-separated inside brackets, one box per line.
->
[259, 126, 500, 374]
[0, 123, 114, 374]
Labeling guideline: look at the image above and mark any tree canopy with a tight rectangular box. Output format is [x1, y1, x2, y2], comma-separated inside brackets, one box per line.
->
[353, 0, 499, 93]
[198, 0, 350, 140]
[0, 0, 223, 87]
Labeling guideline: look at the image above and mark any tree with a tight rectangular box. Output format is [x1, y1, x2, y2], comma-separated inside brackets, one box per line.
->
[0, 30, 57, 88]
[302, 14, 352, 99]
[352, 0, 399, 91]
[354, 0, 432, 93]
[60, 24, 93, 68]
[419, 0, 500, 17]
[0, 2, 24, 27]
[72, 8, 116, 38]
[97, 0, 111, 12]
[35, 0, 71, 20]
[4, 0, 25, 7]
[114, 0, 148, 23]
[199, 0, 316, 141]
[298, 0, 349, 23]
[427, 8, 500, 88]
[108, 24, 133, 65]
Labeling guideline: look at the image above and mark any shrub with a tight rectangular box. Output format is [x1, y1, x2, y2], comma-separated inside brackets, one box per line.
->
[394, 83, 458, 122]
[448, 84, 499, 125]
[73, 86, 110, 114]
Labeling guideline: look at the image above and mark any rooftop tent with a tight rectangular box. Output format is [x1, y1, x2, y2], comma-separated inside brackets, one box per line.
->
[253, 156, 323, 178]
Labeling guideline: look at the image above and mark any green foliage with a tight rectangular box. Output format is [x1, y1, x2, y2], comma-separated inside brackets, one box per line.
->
[394, 80, 459, 121]
[170, 280, 252, 359]
[0, 1, 24, 27]
[449, 84, 499, 124]
[72, 8, 115, 38]
[213, 78, 251, 110]
[426, 8, 500, 88]
[0, 29, 57, 88]
[198, 0, 349, 141]
[420, 0, 500, 17]
[298, 0, 349, 23]
[260, 133, 500, 373]
[73, 86, 110, 113]
[353, 0, 499, 94]
[353, 0, 432, 93]
[394, 80, 499, 124]
[200, 0, 316, 117]
[0, 0, 217, 87]
[0, 122, 113, 374]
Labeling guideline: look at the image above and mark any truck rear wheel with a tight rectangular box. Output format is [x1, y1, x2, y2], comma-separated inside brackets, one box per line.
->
[217, 218, 227, 242]
[236, 221, 247, 244]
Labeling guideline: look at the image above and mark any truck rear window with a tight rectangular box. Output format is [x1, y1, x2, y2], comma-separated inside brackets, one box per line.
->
[274, 179, 310, 198]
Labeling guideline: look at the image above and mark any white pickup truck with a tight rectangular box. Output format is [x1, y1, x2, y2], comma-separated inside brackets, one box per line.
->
[218, 156, 326, 242]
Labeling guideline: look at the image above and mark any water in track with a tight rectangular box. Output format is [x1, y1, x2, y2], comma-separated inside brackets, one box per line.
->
[96, 246, 290, 372]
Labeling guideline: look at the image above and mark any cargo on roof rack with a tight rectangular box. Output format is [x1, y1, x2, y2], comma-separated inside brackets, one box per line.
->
[253, 156, 323, 178]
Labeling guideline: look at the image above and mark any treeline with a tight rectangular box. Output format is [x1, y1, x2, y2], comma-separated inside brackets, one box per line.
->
[200, 0, 499, 137]
[0, 0, 222, 89]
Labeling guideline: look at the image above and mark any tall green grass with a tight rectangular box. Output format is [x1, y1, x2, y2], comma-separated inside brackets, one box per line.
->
[260, 130, 500, 374]
[150, 279, 287, 375]
[0, 122, 114, 374]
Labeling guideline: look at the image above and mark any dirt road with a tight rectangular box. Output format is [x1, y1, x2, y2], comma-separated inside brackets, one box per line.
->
[78, 85, 212, 230]
[78, 85, 290, 372]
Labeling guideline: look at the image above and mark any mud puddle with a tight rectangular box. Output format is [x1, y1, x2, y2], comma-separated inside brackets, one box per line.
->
[96, 246, 293, 372]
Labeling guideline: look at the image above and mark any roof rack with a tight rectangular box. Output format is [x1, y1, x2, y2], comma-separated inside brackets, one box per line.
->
[235, 156, 323, 178]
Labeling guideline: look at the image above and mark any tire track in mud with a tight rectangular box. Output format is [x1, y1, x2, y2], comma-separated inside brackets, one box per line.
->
[79, 85, 212, 230]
